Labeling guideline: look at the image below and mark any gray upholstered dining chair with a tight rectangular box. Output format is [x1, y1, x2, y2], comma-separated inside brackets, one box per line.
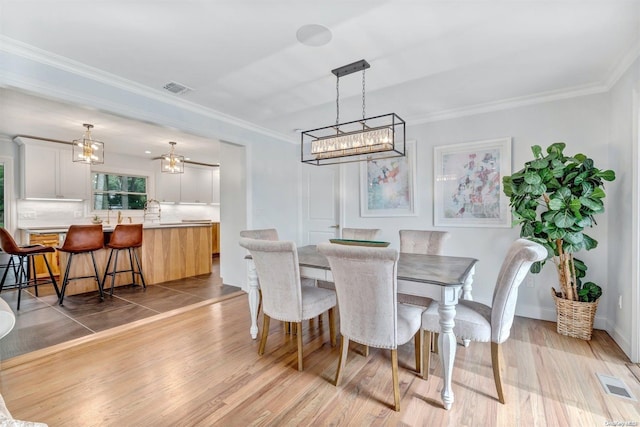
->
[398, 229, 450, 308]
[421, 238, 547, 404]
[341, 228, 381, 240]
[240, 228, 279, 241]
[399, 229, 450, 256]
[239, 237, 337, 371]
[317, 242, 424, 412]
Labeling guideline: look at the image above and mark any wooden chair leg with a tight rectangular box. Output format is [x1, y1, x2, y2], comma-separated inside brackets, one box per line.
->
[423, 331, 432, 380]
[363, 345, 369, 357]
[391, 349, 400, 412]
[414, 329, 423, 374]
[296, 322, 304, 371]
[432, 332, 439, 354]
[328, 307, 336, 347]
[491, 342, 505, 404]
[283, 321, 291, 334]
[258, 314, 270, 356]
[335, 336, 349, 386]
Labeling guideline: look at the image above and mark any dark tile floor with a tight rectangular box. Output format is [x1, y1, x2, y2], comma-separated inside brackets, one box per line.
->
[0, 258, 242, 361]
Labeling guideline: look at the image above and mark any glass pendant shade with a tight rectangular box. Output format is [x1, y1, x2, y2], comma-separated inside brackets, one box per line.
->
[161, 141, 184, 174]
[72, 123, 104, 164]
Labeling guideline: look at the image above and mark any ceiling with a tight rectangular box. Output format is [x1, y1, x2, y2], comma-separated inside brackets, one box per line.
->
[1, 1, 639, 162]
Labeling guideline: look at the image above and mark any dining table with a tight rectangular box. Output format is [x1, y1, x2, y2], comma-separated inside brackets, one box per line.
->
[244, 244, 478, 410]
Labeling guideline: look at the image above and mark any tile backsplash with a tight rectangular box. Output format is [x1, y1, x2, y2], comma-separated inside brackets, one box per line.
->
[17, 200, 220, 227]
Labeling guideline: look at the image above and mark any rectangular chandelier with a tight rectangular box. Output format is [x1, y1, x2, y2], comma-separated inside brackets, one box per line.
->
[301, 112, 405, 165]
[300, 59, 406, 165]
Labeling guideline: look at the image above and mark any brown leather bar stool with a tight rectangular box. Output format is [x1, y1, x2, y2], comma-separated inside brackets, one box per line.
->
[102, 224, 146, 296]
[57, 224, 105, 305]
[0, 228, 60, 310]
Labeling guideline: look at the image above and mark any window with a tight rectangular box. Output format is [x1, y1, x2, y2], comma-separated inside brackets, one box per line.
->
[92, 173, 147, 210]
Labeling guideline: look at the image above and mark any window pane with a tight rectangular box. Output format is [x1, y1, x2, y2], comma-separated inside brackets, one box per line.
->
[92, 173, 147, 210]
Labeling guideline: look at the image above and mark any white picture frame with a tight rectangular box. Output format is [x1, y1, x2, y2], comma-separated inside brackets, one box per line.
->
[360, 140, 417, 217]
[434, 137, 512, 227]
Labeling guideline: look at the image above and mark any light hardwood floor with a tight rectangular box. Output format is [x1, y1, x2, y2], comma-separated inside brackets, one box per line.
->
[1, 294, 638, 426]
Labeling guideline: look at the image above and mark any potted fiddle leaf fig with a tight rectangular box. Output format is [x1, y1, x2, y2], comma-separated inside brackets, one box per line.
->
[502, 142, 615, 339]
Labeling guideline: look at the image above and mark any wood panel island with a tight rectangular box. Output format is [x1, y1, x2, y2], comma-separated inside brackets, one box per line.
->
[19, 222, 213, 297]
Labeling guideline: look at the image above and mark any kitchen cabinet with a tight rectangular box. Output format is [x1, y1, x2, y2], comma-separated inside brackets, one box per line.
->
[212, 222, 220, 255]
[181, 165, 213, 204]
[19, 139, 89, 200]
[155, 164, 216, 204]
[29, 233, 61, 278]
[155, 170, 181, 203]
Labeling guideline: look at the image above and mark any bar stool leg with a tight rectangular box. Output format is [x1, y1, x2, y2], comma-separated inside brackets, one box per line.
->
[28, 256, 39, 297]
[102, 249, 114, 293]
[42, 254, 61, 299]
[110, 250, 120, 296]
[59, 253, 74, 306]
[90, 251, 104, 301]
[17, 255, 27, 310]
[0, 256, 13, 293]
[132, 249, 146, 289]
[127, 248, 136, 285]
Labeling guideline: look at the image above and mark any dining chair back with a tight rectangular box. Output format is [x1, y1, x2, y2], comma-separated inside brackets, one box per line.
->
[341, 228, 381, 240]
[421, 238, 547, 403]
[240, 229, 279, 241]
[398, 230, 450, 308]
[317, 242, 424, 411]
[239, 237, 336, 371]
[399, 229, 450, 255]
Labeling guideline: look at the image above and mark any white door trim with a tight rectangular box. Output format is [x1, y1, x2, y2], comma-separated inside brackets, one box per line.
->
[631, 88, 639, 363]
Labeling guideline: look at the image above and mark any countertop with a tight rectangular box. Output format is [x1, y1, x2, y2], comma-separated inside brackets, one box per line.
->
[20, 221, 213, 234]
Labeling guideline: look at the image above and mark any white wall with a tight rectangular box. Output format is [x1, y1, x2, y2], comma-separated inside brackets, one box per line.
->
[607, 56, 640, 359]
[341, 93, 612, 328]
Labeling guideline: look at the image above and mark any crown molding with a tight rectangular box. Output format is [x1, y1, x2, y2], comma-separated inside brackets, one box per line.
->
[0, 35, 293, 144]
[605, 40, 640, 90]
[407, 82, 608, 125]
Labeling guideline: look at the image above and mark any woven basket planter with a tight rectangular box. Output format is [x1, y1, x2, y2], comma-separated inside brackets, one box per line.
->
[551, 288, 599, 340]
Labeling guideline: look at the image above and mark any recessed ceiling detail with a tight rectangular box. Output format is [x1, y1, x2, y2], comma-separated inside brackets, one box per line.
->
[162, 81, 192, 95]
[296, 24, 332, 47]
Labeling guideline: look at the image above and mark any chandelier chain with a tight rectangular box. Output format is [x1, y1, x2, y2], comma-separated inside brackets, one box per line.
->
[362, 68, 366, 120]
[335, 75, 340, 126]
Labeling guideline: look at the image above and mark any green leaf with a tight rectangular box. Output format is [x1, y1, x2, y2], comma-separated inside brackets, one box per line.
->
[591, 187, 605, 199]
[547, 142, 566, 156]
[597, 170, 616, 181]
[548, 198, 564, 211]
[574, 153, 587, 162]
[581, 182, 594, 197]
[582, 233, 598, 250]
[580, 197, 604, 213]
[564, 231, 584, 245]
[530, 158, 549, 169]
[524, 171, 542, 185]
[531, 145, 542, 158]
[554, 211, 576, 228]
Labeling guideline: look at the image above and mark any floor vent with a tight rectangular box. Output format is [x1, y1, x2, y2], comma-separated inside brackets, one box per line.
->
[597, 373, 637, 401]
[162, 81, 192, 95]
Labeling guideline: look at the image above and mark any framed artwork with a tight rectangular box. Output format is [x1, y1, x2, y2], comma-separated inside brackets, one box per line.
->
[360, 140, 416, 217]
[434, 137, 511, 227]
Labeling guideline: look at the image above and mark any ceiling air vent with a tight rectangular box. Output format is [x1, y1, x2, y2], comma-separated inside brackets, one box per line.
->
[162, 81, 192, 95]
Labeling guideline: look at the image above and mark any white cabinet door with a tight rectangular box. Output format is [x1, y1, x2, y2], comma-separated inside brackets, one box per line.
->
[22, 144, 58, 199]
[181, 165, 213, 203]
[155, 170, 181, 203]
[21, 141, 89, 199]
[57, 146, 89, 199]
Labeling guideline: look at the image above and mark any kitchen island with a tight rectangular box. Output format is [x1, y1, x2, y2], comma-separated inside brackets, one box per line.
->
[19, 222, 213, 297]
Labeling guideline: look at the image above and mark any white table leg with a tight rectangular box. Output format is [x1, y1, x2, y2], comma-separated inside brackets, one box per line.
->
[247, 260, 260, 339]
[438, 287, 459, 410]
[461, 265, 475, 347]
